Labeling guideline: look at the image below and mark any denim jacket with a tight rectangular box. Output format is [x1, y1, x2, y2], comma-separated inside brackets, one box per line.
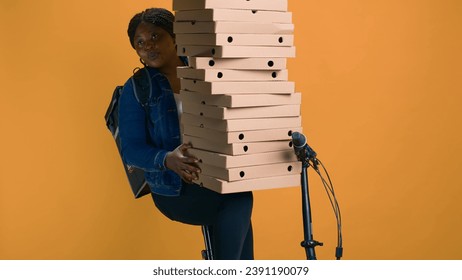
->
[118, 65, 184, 196]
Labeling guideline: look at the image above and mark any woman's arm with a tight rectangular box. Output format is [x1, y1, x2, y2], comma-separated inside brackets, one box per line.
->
[118, 80, 168, 172]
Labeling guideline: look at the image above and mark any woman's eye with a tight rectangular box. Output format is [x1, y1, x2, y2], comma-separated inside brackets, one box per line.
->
[152, 34, 159, 40]
[137, 40, 145, 47]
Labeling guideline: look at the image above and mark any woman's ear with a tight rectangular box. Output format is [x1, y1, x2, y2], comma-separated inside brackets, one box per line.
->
[173, 36, 177, 50]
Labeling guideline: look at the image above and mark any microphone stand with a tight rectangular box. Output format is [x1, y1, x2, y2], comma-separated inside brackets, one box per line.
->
[298, 146, 323, 260]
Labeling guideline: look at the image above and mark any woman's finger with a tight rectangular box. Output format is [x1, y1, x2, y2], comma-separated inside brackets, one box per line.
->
[181, 169, 196, 182]
[179, 143, 192, 153]
[180, 162, 201, 174]
[181, 156, 199, 164]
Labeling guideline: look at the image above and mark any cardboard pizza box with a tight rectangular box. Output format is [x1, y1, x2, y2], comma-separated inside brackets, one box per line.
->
[188, 148, 298, 168]
[175, 9, 292, 23]
[183, 126, 301, 144]
[180, 79, 295, 94]
[193, 173, 300, 194]
[176, 33, 294, 47]
[188, 57, 287, 70]
[178, 45, 296, 58]
[173, 0, 288, 12]
[199, 161, 301, 181]
[174, 21, 293, 34]
[184, 135, 293, 155]
[181, 114, 302, 131]
[181, 102, 300, 119]
[177, 67, 288, 82]
[179, 91, 301, 108]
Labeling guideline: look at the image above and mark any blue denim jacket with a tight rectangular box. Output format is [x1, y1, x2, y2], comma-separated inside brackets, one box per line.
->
[118, 65, 183, 196]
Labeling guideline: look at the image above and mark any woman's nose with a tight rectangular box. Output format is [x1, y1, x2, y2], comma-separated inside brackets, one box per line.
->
[144, 40, 156, 50]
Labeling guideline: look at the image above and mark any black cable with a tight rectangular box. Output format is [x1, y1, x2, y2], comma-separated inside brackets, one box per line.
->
[317, 159, 342, 260]
[317, 160, 342, 260]
[318, 160, 343, 250]
[309, 158, 343, 260]
[316, 159, 342, 244]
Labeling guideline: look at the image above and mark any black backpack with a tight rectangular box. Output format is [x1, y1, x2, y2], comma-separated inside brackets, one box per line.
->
[104, 67, 152, 199]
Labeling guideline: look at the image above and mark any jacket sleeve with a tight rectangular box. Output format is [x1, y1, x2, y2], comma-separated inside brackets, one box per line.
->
[118, 79, 168, 172]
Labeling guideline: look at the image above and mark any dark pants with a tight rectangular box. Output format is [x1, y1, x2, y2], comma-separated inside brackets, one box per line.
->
[151, 183, 254, 260]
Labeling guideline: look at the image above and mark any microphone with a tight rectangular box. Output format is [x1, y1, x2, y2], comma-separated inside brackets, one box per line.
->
[292, 132, 317, 163]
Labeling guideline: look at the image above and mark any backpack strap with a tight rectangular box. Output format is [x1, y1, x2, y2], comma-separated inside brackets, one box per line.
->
[130, 67, 155, 127]
[130, 67, 151, 107]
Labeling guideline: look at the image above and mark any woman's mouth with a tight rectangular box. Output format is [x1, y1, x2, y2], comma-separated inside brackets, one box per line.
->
[147, 52, 159, 60]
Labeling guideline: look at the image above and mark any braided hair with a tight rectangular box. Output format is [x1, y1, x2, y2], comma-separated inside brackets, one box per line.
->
[127, 8, 175, 49]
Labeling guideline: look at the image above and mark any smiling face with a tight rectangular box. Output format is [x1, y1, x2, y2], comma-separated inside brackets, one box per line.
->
[133, 22, 178, 73]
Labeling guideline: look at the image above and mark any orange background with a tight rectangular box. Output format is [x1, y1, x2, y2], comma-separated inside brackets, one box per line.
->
[1, 0, 461, 260]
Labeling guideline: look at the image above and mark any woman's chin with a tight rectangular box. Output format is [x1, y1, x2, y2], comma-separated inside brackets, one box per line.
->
[146, 61, 163, 68]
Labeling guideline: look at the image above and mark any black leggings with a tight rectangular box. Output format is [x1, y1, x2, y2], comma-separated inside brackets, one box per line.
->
[151, 183, 254, 260]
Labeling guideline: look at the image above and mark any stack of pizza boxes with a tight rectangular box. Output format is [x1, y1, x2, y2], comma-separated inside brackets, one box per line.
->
[173, 0, 302, 193]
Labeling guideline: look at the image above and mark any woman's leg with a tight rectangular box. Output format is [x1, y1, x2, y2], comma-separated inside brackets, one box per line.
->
[240, 221, 254, 260]
[151, 184, 254, 259]
[210, 191, 254, 260]
[151, 183, 221, 225]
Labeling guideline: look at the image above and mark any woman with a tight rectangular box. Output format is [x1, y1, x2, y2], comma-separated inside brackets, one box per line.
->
[118, 8, 254, 260]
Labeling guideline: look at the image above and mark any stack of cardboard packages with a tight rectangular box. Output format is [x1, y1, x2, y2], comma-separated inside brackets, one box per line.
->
[173, 0, 302, 193]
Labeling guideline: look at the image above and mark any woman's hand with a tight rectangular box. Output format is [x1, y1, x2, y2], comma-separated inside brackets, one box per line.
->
[165, 143, 201, 183]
